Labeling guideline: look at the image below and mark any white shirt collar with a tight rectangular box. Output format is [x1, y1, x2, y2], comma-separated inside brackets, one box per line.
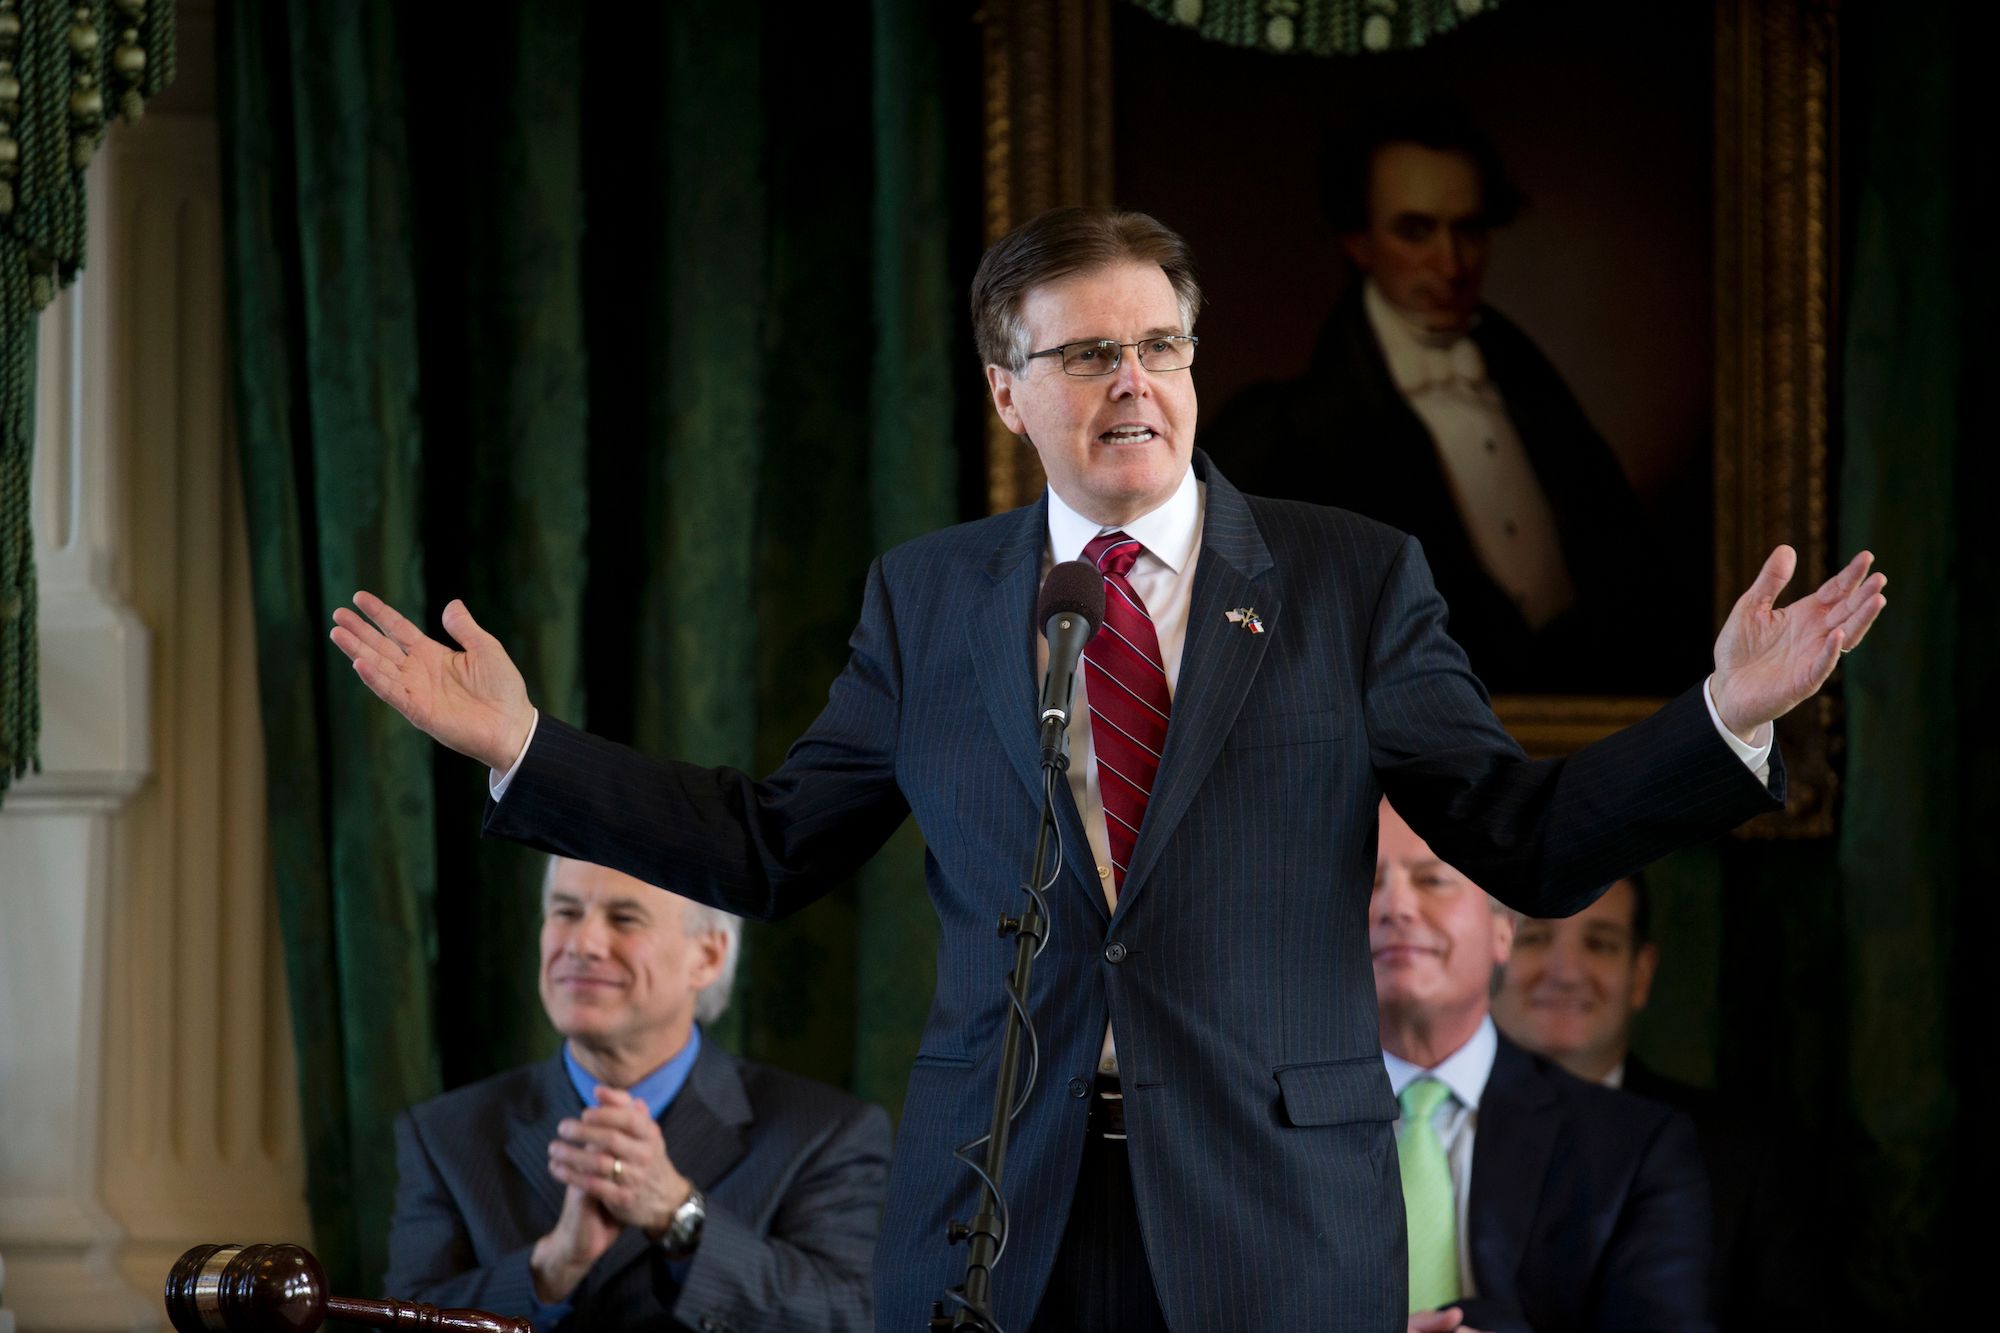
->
[1601, 1060, 1626, 1090]
[1045, 465, 1201, 574]
[1382, 1014, 1500, 1113]
[1363, 279, 1486, 395]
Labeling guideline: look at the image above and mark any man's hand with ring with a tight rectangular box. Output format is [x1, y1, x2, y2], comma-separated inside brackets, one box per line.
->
[548, 1086, 694, 1240]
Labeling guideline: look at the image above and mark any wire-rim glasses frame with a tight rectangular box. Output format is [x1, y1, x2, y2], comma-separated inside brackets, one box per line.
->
[1024, 334, 1199, 377]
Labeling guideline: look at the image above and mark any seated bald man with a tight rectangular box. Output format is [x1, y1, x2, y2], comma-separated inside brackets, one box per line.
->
[1373, 801, 1714, 1333]
[384, 856, 891, 1332]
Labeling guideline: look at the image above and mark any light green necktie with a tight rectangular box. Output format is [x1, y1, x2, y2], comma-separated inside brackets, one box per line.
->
[1398, 1077, 1462, 1312]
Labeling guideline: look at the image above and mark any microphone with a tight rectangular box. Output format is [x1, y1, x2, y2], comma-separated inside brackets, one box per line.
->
[1036, 560, 1105, 771]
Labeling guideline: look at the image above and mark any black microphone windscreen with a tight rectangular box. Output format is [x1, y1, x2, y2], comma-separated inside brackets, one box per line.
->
[1037, 559, 1106, 636]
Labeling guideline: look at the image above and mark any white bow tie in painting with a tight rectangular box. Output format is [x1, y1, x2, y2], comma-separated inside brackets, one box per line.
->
[1391, 335, 1489, 396]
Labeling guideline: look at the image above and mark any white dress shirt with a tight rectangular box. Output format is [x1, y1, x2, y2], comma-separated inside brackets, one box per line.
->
[1041, 468, 1204, 1074]
[1382, 1015, 1502, 1300]
[1364, 281, 1578, 631]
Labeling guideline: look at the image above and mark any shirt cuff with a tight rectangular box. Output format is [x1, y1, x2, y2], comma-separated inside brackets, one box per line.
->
[528, 1296, 573, 1333]
[490, 709, 542, 801]
[525, 1249, 573, 1333]
[1703, 675, 1773, 785]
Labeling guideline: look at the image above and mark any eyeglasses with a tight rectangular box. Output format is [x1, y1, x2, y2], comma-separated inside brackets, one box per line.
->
[1025, 335, 1199, 377]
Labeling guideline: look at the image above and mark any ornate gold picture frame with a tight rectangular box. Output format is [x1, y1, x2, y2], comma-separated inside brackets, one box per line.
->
[977, 0, 1840, 836]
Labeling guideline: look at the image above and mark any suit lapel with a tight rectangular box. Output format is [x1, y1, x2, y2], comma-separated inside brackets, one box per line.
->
[580, 1040, 756, 1298]
[1467, 1037, 1561, 1302]
[504, 1055, 579, 1224]
[1116, 458, 1276, 914]
[656, 1038, 754, 1189]
[966, 495, 1106, 922]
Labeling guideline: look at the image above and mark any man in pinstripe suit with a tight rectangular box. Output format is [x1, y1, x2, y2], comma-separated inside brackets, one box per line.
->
[333, 207, 1886, 1330]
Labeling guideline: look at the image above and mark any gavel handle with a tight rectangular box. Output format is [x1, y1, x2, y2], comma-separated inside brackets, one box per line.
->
[324, 1295, 532, 1333]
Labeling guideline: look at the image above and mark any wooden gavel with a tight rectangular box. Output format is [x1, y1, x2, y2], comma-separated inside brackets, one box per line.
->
[165, 1244, 531, 1333]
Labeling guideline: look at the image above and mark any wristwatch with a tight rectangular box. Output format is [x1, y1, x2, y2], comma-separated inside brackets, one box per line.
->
[660, 1184, 706, 1261]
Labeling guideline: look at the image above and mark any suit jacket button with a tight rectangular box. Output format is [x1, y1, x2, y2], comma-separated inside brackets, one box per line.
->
[1103, 941, 1127, 963]
[1068, 1077, 1089, 1098]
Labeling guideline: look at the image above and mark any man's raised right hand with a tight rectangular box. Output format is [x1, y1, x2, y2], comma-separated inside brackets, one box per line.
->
[330, 592, 534, 772]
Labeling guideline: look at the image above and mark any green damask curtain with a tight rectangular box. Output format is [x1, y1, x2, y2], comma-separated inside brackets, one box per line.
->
[219, 0, 974, 1295]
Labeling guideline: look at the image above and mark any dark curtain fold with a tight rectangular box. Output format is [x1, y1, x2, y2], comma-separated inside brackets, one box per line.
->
[221, 0, 975, 1295]
[1640, 1, 1991, 1319]
[1821, 0, 1986, 1314]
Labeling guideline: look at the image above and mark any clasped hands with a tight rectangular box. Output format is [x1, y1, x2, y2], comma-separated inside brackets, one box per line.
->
[528, 1087, 695, 1304]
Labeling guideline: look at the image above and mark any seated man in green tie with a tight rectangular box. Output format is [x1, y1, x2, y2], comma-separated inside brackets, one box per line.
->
[1372, 799, 1714, 1333]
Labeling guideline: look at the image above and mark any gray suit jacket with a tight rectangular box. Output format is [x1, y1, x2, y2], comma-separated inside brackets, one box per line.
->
[383, 1039, 891, 1332]
[483, 451, 1783, 1330]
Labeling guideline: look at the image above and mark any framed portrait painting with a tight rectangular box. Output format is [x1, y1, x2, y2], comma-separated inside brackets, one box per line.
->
[977, 0, 1841, 836]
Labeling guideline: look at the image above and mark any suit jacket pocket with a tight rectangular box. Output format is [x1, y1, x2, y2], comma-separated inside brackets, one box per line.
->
[1225, 708, 1343, 751]
[1274, 1057, 1400, 1127]
[911, 1050, 976, 1069]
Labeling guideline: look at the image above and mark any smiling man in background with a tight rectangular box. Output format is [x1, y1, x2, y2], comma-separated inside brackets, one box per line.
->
[1492, 875, 1658, 1084]
[1494, 872, 1814, 1329]
[1374, 800, 1714, 1333]
[384, 856, 889, 1332]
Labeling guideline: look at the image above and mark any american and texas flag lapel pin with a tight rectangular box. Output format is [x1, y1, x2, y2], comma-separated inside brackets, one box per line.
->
[1225, 607, 1264, 635]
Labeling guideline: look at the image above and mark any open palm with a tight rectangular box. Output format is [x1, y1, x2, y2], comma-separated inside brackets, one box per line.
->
[1710, 545, 1887, 741]
[329, 591, 535, 771]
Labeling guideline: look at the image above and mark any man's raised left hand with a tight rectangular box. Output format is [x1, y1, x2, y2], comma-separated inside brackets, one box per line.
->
[1710, 545, 1887, 745]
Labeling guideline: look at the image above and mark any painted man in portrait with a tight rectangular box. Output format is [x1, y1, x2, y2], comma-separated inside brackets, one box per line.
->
[1206, 102, 1682, 694]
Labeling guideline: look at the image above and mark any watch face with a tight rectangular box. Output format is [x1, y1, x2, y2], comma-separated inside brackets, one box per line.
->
[664, 1187, 705, 1257]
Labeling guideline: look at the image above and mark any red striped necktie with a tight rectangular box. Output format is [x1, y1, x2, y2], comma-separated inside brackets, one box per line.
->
[1081, 530, 1171, 896]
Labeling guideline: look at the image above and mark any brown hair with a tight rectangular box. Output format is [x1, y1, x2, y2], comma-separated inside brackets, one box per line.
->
[970, 206, 1202, 370]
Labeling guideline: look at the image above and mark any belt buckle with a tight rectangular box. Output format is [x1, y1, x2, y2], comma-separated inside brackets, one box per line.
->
[1088, 1078, 1127, 1141]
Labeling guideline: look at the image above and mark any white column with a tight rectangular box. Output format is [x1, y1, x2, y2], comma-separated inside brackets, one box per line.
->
[0, 183, 157, 1333]
[0, 7, 312, 1327]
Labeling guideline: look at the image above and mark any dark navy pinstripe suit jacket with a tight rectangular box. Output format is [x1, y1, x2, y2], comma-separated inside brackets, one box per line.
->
[485, 451, 1782, 1331]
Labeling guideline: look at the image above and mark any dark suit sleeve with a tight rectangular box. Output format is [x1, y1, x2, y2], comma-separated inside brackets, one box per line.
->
[1362, 533, 1783, 917]
[382, 1110, 546, 1318]
[1591, 1109, 1715, 1333]
[482, 556, 913, 922]
[1447, 1297, 1536, 1333]
[667, 1101, 892, 1333]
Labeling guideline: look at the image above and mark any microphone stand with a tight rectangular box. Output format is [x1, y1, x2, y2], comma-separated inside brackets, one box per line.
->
[931, 739, 1065, 1332]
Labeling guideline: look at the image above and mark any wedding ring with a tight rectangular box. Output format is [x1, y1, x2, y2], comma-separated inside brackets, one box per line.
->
[610, 1156, 624, 1181]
